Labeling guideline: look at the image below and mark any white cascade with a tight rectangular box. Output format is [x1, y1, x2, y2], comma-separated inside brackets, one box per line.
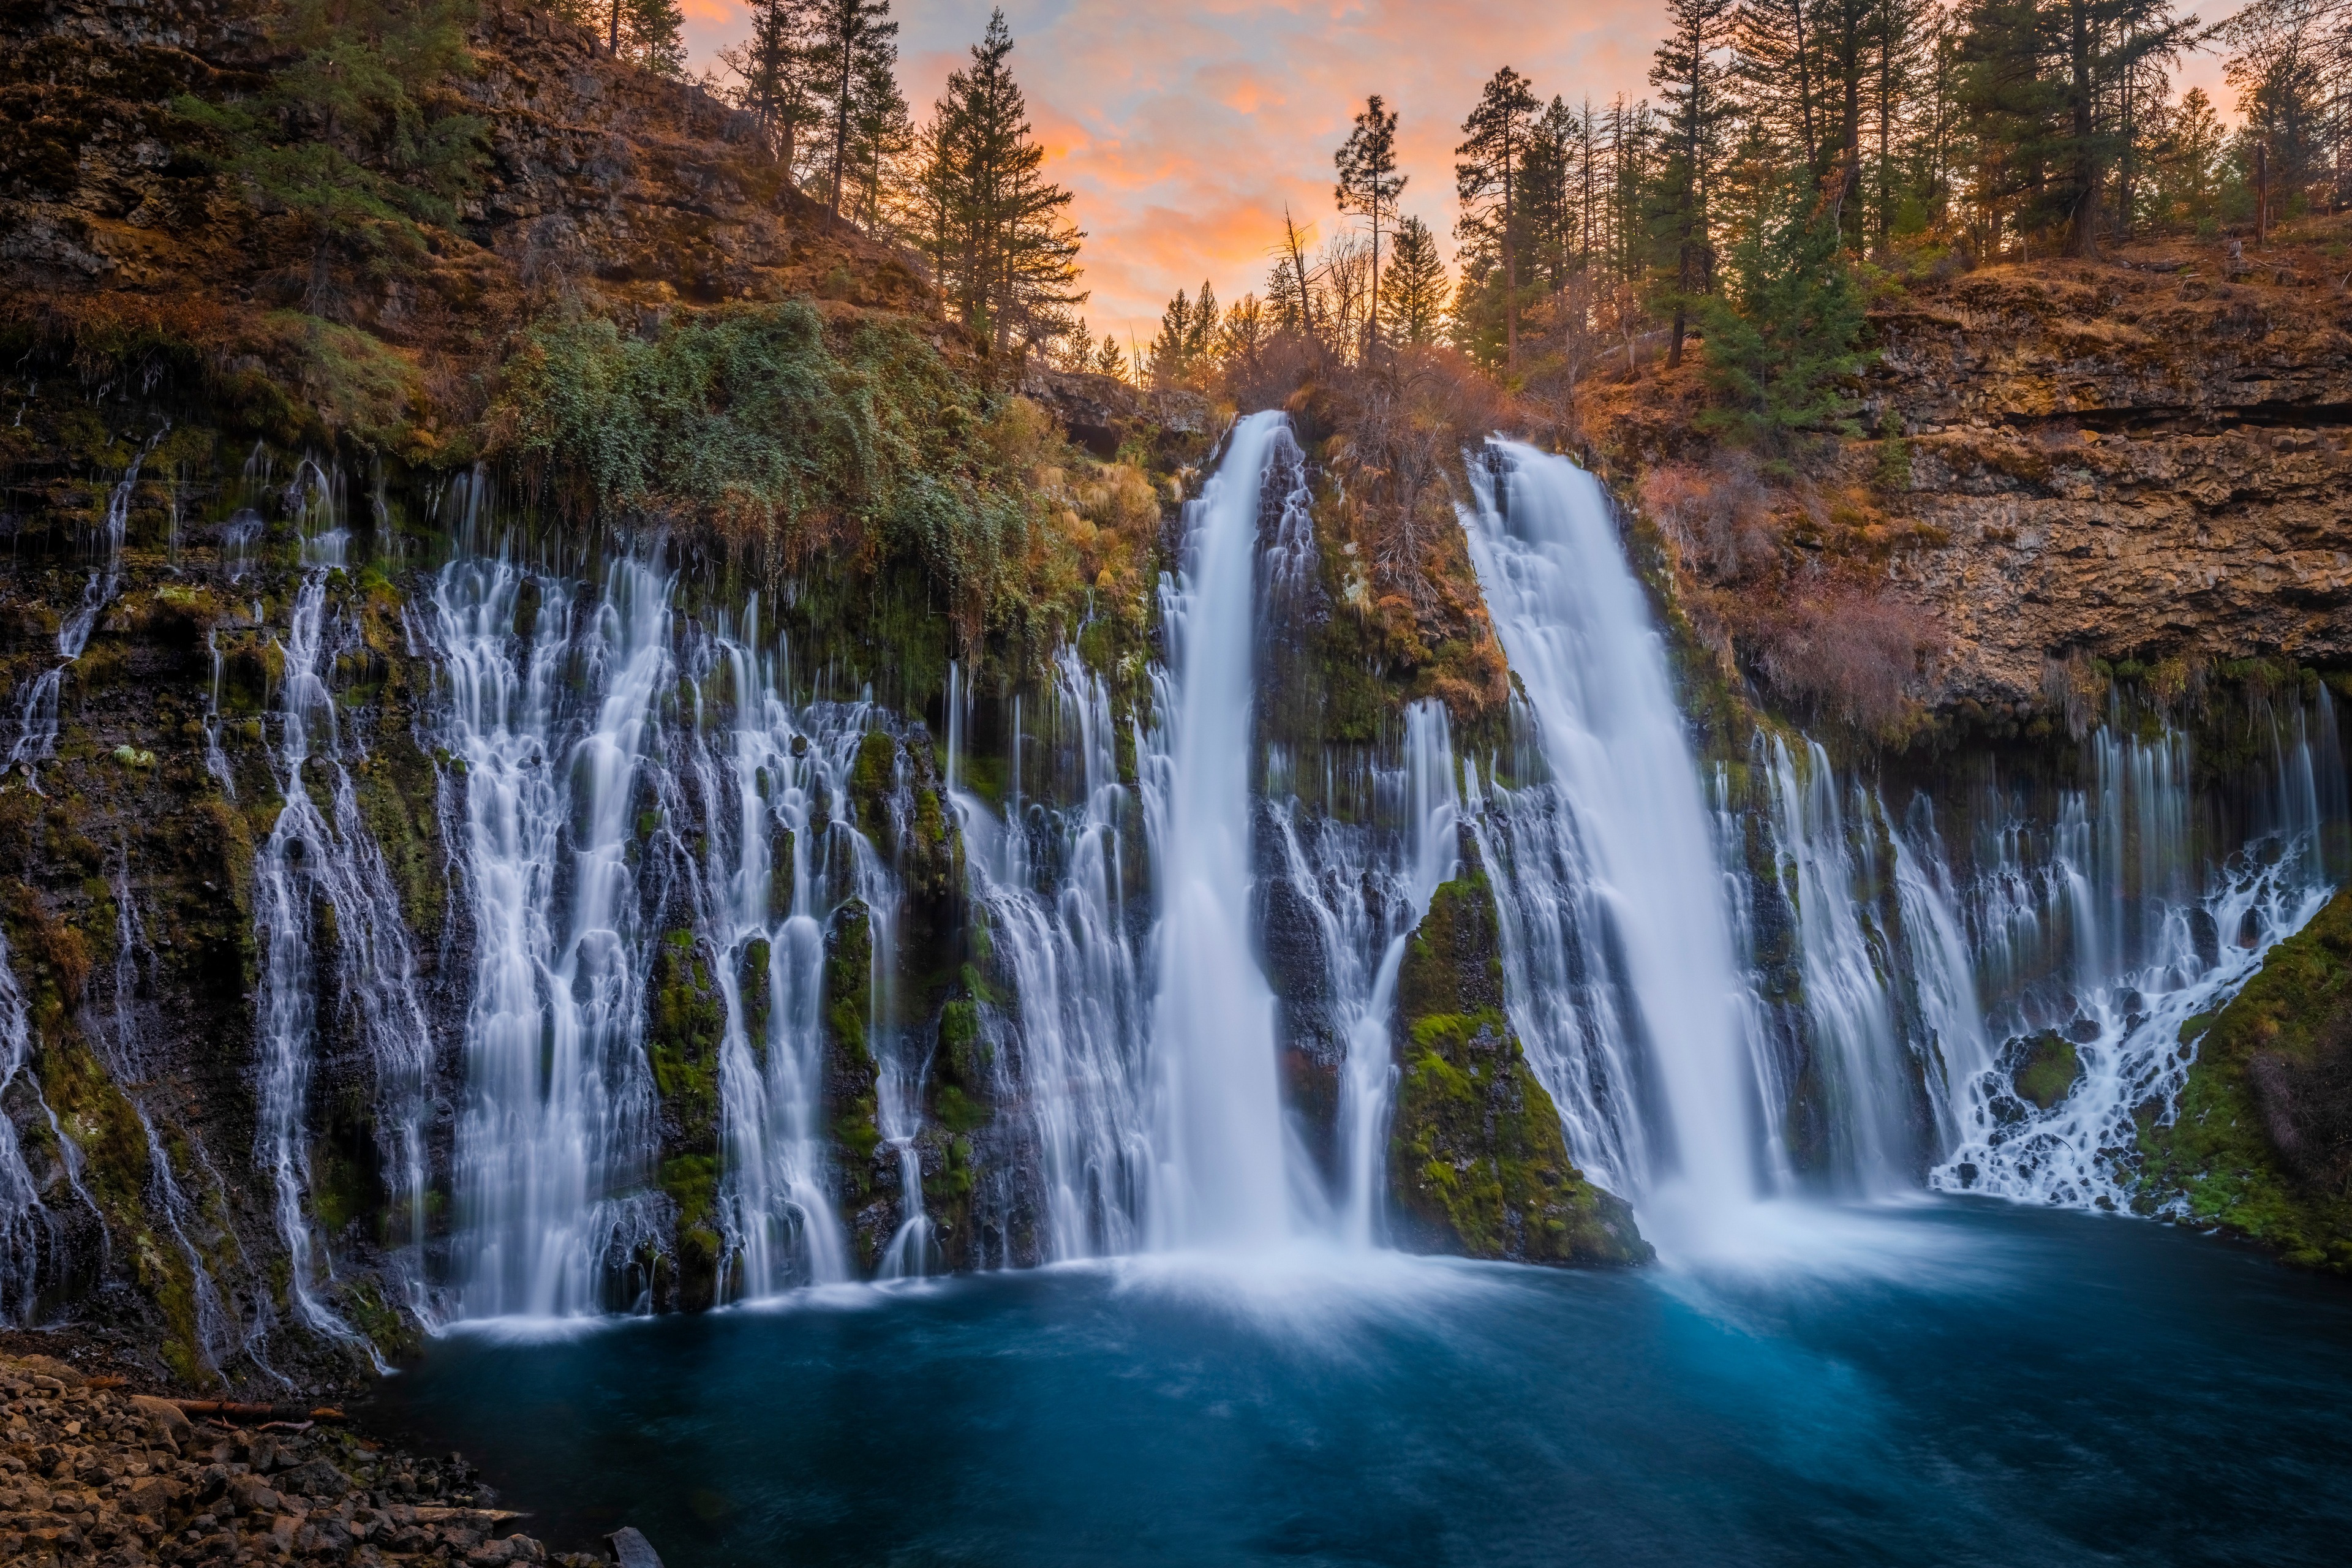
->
[9, 427, 164, 783]
[1142, 410, 1294, 1250]
[1754, 738, 1920, 1189]
[1933, 697, 2348, 1207]
[952, 649, 1154, 1261]
[1457, 441, 1757, 1230]
[250, 464, 436, 1342]
[431, 552, 671, 1318]
[104, 856, 247, 1372]
[0, 927, 57, 1323]
[679, 607, 856, 1297]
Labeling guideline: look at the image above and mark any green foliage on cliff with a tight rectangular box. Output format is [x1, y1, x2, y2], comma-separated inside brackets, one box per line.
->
[495, 303, 1083, 649]
[2139, 888, 2352, 1273]
[1389, 852, 1651, 1266]
[170, 0, 487, 305]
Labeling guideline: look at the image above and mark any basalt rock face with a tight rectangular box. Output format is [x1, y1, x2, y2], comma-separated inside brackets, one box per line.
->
[1862, 258, 2352, 707]
[1387, 829, 1650, 1267]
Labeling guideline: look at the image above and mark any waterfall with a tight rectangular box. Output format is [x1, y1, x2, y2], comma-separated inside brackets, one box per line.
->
[0, 927, 56, 1323]
[105, 855, 246, 1373]
[250, 465, 436, 1343]
[952, 649, 1154, 1261]
[1932, 696, 2348, 1208]
[1458, 442, 1757, 1229]
[1752, 739, 1924, 1189]
[431, 552, 671, 1317]
[679, 607, 854, 1297]
[9, 427, 163, 785]
[1143, 411, 1295, 1249]
[1266, 700, 1461, 1245]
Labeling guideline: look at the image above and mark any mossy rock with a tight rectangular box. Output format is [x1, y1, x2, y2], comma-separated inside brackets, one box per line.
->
[2138, 888, 2352, 1273]
[1387, 842, 1649, 1267]
[649, 929, 726, 1306]
[2011, 1031, 2082, 1110]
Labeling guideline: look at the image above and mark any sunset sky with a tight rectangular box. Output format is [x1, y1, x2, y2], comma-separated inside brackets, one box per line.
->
[674, 1, 2244, 345]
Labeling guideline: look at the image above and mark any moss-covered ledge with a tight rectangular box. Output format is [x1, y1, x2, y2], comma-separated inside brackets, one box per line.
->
[1387, 833, 1651, 1267]
[2138, 886, 2352, 1273]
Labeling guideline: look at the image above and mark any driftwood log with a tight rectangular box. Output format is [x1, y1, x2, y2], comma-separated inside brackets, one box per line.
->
[166, 1399, 352, 1424]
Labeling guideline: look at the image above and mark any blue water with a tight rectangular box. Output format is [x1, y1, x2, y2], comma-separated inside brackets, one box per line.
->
[375, 1200, 2352, 1567]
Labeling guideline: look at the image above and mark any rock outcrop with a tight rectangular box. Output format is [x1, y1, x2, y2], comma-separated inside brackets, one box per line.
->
[1867, 254, 2352, 706]
[1387, 830, 1650, 1267]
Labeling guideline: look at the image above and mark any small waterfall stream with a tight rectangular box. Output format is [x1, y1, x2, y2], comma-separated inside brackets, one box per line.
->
[680, 608, 855, 1297]
[250, 464, 435, 1343]
[951, 650, 1155, 1261]
[9, 427, 164, 784]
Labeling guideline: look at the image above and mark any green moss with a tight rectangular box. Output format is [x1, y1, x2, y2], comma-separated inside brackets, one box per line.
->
[1388, 856, 1650, 1266]
[934, 1084, 989, 1134]
[649, 929, 728, 1306]
[850, 730, 898, 824]
[2012, 1031, 2083, 1110]
[2138, 888, 2352, 1271]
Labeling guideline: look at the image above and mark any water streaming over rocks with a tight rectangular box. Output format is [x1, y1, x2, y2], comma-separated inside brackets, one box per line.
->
[1143, 411, 1296, 1248]
[1457, 441, 1760, 1241]
[17, 415, 2341, 1363]
[7, 427, 164, 785]
[250, 464, 436, 1342]
[428, 553, 675, 1317]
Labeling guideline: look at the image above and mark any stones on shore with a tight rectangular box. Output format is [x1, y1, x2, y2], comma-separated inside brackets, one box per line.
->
[0, 1353, 608, 1568]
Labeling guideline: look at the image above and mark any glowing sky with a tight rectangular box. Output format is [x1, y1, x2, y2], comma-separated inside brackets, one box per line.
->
[676, 1, 2244, 344]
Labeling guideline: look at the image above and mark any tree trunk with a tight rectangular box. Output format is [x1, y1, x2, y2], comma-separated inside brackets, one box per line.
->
[2067, 0, 2099, 258]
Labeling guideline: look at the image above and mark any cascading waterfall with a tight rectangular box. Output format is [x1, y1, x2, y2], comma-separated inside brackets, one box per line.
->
[1143, 410, 1295, 1250]
[678, 606, 855, 1297]
[1932, 696, 2348, 1207]
[251, 464, 437, 1339]
[1457, 442, 1758, 1227]
[1754, 739, 1927, 1189]
[950, 649, 1155, 1261]
[0, 929, 56, 1322]
[106, 854, 247, 1373]
[1265, 699, 1461, 1245]
[9, 426, 164, 783]
[431, 552, 671, 1317]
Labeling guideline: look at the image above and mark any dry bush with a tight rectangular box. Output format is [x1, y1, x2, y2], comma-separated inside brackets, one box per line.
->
[1640, 454, 1775, 583]
[1751, 582, 1947, 737]
[1332, 347, 1506, 614]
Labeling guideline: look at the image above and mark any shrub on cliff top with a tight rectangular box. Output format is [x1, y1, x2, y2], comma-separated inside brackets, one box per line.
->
[493, 301, 1081, 649]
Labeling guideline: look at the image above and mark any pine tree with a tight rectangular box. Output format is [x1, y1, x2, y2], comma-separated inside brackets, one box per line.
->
[914, 10, 1086, 361]
[1378, 215, 1450, 347]
[842, 42, 916, 235]
[1456, 66, 1540, 369]
[1147, 287, 1196, 385]
[1694, 167, 1871, 454]
[1091, 333, 1131, 382]
[809, 0, 899, 217]
[722, 0, 824, 174]
[620, 0, 686, 76]
[1649, 0, 1738, 366]
[1334, 94, 1408, 355]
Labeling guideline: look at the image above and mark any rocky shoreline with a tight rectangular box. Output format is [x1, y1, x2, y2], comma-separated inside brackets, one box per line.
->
[0, 1349, 620, 1568]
